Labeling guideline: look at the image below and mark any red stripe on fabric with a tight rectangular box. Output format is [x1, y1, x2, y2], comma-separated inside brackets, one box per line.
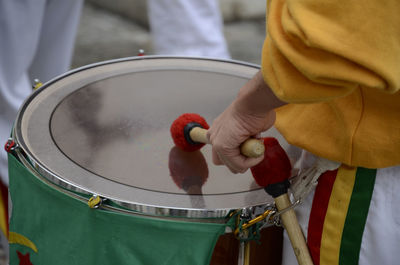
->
[0, 179, 8, 236]
[307, 169, 338, 265]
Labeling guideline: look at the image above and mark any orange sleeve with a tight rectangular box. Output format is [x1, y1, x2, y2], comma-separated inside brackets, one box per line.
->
[262, 0, 400, 103]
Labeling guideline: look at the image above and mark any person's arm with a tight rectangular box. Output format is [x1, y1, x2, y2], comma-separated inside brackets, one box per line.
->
[207, 70, 286, 173]
[209, 0, 400, 173]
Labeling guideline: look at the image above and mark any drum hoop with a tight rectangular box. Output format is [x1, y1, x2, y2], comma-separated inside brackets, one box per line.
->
[15, 150, 236, 224]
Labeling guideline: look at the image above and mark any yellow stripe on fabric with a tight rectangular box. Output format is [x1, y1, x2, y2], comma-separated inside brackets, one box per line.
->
[9, 232, 38, 253]
[320, 165, 357, 265]
[0, 188, 7, 238]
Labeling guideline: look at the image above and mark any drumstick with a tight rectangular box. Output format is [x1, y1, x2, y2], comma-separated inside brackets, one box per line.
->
[250, 137, 313, 265]
[170, 113, 265, 157]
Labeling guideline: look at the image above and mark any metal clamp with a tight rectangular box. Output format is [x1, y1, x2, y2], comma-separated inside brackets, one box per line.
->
[234, 197, 302, 235]
[234, 205, 277, 239]
[88, 195, 104, 209]
[269, 198, 301, 227]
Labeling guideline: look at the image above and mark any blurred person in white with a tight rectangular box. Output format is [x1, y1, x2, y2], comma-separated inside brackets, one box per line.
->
[148, 0, 230, 59]
[0, 0, 83, 262]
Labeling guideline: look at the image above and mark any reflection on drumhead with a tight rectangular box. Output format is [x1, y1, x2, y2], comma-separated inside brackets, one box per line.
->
[50, 72, 264, 196]
[168, 146, 208, 194]
[168, 146, 208, 208]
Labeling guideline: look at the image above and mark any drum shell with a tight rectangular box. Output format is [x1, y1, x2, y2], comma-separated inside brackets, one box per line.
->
[13, 152, 283, 265]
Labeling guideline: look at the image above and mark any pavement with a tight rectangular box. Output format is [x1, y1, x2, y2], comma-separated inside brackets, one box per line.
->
[72, 2, 266, 68]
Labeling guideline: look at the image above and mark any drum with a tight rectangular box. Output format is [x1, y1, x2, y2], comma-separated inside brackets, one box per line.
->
[8, 57, 283, 265]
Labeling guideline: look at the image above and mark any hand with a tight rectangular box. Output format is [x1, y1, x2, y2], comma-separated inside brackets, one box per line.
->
[207, 70, 285, 173]
[208, 104, 276, 173]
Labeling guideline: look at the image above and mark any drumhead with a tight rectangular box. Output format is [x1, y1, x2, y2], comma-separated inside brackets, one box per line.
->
[13, 57, 275, 218]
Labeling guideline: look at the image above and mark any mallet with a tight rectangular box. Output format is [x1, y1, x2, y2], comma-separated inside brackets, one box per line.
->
[170, 113, 265, 157]
[251, 137, 313, 265]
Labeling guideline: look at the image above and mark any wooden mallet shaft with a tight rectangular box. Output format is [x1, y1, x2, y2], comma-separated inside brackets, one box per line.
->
[275, 193, 314, 265]
[189, 127, 265, 158]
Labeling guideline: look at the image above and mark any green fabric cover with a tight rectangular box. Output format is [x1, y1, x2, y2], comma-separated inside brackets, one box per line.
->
[8, 154, 227, 265]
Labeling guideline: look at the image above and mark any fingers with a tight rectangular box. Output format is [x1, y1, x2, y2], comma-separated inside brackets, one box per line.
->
[212, 147, 264, 174]
[206, 105, 275, 174]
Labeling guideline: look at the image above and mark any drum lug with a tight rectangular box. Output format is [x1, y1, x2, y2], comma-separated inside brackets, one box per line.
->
[236, 208, 258, 265]
[236, 208, 252, 240]
[4, 138, 19, 154]
[88, 194, 105, 209]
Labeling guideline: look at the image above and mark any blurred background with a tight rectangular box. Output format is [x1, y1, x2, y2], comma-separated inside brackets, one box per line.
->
[72, 0, 266, 68]
[0, 1, 269, 264]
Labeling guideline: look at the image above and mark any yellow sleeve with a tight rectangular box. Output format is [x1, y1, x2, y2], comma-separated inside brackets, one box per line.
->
[262, 0, 400, 103]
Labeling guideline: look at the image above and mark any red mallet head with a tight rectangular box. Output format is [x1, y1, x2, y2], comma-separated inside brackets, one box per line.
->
[250, 137, 292, 197]
[170, 113, 209, 152]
